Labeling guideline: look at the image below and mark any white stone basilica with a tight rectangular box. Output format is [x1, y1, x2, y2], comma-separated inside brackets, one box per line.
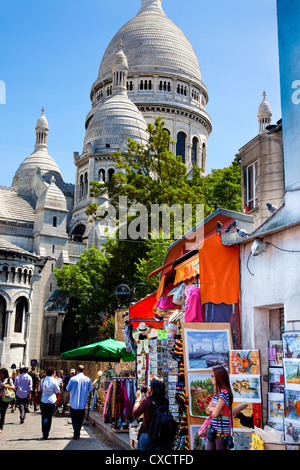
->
[0, 0, 212, 368]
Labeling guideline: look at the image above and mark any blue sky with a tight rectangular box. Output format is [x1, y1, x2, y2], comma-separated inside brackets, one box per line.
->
[0, 0, 281, 187]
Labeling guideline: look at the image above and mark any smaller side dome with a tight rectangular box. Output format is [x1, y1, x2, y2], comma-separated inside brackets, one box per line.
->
[36, 176, 67, 212]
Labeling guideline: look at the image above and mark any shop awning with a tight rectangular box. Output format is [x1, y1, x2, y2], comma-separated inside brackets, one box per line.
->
[199, 234, 239, 304]
[174, 253, 199, 285]
[129, 292, 164, 329]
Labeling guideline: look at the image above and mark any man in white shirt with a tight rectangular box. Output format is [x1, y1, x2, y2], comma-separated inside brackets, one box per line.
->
[66, 365, 93, 439]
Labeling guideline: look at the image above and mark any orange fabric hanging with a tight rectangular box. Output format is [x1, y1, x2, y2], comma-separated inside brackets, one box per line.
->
[199, 234, 239, 304]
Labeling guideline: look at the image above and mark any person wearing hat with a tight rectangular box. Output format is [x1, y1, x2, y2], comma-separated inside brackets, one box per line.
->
[61, 369, 75, 415]
[133, 322, 151, 354]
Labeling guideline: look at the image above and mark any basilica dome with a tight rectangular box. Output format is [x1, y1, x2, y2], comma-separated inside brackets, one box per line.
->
[96, 0, 202, 85]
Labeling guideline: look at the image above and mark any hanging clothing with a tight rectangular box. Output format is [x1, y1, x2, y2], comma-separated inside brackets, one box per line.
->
[122, 321, 135, 352]
[184, 285, 203, 323]
[205, 303, 233, 323]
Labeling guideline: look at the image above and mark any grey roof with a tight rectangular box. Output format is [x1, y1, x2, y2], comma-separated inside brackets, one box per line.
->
[0, 187, 36, 223]
[0, 237, 37, 258]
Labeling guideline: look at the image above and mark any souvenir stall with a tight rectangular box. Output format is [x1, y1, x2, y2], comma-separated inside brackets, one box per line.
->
[126, 231, 246, 450]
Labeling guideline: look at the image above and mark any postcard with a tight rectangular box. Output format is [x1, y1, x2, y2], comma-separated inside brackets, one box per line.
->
[232, 402, 262, 431]
[269, 340, 283, 367]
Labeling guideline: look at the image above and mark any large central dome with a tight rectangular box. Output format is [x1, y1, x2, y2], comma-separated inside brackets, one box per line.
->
[97, 0, 202, 84]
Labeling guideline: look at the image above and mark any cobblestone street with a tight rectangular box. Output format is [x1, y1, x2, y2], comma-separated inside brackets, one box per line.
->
[0, 406, 118, 451]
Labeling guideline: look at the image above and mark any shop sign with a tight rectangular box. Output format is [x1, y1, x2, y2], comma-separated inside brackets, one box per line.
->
[115, 284, 131, 303]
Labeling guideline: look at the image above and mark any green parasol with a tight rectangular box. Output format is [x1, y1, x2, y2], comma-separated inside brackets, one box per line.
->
[60, 338, 134, 363]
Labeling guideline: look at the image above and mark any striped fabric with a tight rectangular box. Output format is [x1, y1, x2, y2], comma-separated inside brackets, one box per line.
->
[211, 389, 231, 436]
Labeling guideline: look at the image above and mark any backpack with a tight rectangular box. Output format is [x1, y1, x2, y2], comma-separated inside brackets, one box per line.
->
[148, 400, 178, 445]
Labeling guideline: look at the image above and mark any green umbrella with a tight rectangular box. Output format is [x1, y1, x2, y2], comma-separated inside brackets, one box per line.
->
[61, 338, 134, 363]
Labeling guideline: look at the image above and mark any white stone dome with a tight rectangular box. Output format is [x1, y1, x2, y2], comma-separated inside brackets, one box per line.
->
[258, 91, 272, 118]
[97, 0, 202, 84]
[84, 93, 149, 152]
[12, 109, 63, 191]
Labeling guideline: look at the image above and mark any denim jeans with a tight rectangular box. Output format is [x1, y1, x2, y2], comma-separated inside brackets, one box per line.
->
[40, 402, 56, 439]
[138, 432, 168, 451]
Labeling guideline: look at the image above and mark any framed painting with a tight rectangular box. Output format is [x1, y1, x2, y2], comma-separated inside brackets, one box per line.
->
[230, 374, 261, 403]
[229, 350, 260, 375]
[269, 367, 284, 393]
[187, 372, 214, 417]
[268, 392, 285, 424]
[283, 359, 300, 391]
[282, 332, 300, 359]
[232, 401, 262, 431]
[183, 325, 231, 372]
[269, 340, 283, 367]
[189, 425, 207, 450]
[284, 418, 300, 444]
[284, 388, 300, 422]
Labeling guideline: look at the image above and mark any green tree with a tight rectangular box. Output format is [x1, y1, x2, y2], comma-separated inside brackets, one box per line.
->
[190, 157, 241, 214]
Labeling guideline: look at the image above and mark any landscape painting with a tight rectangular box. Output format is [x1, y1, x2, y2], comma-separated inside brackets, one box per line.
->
[283, 359, 300, 391]
[184, 328, 231, 371]
[187, 372, 214, 417]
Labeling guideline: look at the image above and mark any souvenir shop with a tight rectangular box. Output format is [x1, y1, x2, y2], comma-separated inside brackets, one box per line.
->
[121, 225, 300, 450]
[125, 231, 248, 450]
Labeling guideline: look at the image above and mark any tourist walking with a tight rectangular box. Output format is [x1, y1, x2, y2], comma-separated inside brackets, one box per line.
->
[28, 367, 39, 411]
[66, 365, 93, 439]
[14, 366, 33, 424]
[39, 367, 60, 439]
[62, 369, 75, 415]
[205, 365, 234, 451]
[0, 368, 15, 432]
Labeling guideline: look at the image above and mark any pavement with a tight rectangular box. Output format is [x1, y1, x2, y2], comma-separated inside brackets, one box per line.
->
[0, 405, 123, 451]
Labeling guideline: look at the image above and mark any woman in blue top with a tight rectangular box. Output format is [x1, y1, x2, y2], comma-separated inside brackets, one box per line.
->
[39, 368, 60, 439]
[205, 365, 233, 451]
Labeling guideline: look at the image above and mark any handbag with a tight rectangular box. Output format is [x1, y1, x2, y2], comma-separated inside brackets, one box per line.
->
[2, 387, 15, 403]
[198, 414, 212, 438]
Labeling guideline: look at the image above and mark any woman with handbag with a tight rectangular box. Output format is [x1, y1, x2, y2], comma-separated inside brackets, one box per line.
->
[0, 368, 15, 433]
[205, 365, 234, 451]
[38, 368, 60, 440]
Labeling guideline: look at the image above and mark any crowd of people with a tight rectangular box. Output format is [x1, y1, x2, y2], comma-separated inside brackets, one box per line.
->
[0, 365, 93, 440]
[1, 364, 234, 450]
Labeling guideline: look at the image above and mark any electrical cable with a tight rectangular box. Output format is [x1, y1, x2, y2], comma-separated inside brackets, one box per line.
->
[246, 251, 254, 276]
[266, 242, 300, 253]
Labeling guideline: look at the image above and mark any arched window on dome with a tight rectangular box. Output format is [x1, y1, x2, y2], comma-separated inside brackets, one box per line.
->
[14, 297, 28, 334]
[99, 169, 105, 183]
[176, 132, 186, 164]
[202, 143, 207, 171]
[0, 296, 6, 340]
[108, 169, 115, 182]
[53, 216, 57, 228]
[192, 137, 199, 167]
